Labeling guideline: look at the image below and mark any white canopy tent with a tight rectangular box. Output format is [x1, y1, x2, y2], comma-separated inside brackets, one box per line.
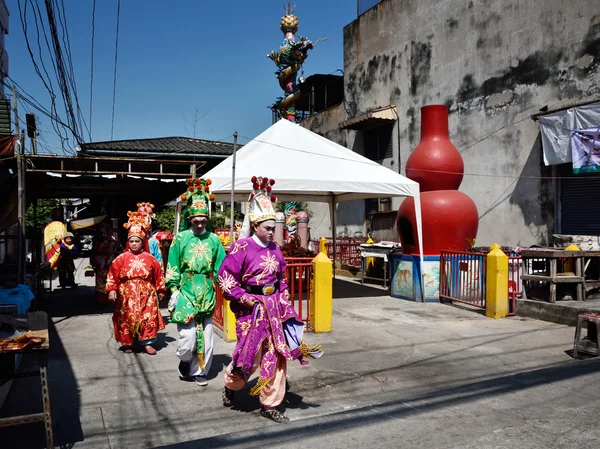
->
[203, 119, 425, 299]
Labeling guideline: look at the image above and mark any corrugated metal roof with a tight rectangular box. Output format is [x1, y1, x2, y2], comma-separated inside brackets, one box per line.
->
[79, 136, 237, 157]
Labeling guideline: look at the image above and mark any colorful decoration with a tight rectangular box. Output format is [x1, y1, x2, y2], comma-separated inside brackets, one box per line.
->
[44, 220, 67, 270]
[397, 105, 478, 255]
[284, 201, 297, 243]
[178, 178, 214, 232]
[268, 2, 316, 122]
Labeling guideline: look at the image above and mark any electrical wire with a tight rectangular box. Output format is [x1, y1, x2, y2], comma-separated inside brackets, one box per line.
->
[89, 0, 96, 140]
[110, 0, 121, 140]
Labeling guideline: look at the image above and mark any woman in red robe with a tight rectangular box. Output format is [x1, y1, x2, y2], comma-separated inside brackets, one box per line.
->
[106, 210, 166, 355]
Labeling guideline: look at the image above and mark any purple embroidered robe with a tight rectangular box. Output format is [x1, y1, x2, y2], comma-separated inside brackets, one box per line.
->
[218, 237, 305, 380]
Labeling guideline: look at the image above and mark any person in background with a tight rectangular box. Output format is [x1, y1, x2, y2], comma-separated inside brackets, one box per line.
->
[90, 222, 122, 304]
[58, 232, 79, 288]
[166, 178, 226, 386]
[136, 202, 163, 266]
[106, 210, 166, 355]
[218, 176, 323, 423]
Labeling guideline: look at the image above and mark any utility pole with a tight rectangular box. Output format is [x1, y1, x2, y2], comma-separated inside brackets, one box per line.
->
[14, 85, 27, 283]
[12, 85, 18, 136]
[17, 131, 26, 284]
[229, 131, 238, 245]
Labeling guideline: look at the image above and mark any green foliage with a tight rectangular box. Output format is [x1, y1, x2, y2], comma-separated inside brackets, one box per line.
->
[211, 206, 244, 230]
[25, 199, 60, 235]
[154, 206, 177, 232]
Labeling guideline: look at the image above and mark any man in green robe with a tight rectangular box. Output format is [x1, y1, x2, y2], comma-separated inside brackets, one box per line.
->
[166, 178, 226, 386]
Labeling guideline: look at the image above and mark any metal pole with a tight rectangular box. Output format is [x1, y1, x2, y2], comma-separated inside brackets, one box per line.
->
[229, 131, 238, 244]
[17, 132, 26, 284]
[13, 85, 18, 136]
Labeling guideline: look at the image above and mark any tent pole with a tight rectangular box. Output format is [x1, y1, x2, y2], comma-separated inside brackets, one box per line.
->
[229, 131, 238, 244]
[330, 195, 336, 278]
[414, 192, 425, 302]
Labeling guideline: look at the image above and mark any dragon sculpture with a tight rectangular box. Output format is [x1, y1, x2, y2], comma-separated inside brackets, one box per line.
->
[268, 2, 319, 121]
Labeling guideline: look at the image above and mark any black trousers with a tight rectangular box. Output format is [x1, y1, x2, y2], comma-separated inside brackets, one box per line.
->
[59, 271, 75, 287]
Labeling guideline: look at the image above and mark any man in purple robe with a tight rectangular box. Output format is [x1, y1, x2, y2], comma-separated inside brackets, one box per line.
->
[218, 176, 322, 423]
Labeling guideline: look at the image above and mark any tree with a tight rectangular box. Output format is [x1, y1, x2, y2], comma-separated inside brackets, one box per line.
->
[25, 199, 61, 235]
[153, 206, 177, 232]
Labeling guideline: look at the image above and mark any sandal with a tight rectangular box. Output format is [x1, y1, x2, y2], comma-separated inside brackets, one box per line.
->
[122, 346, 133, 353]
[222, 387, 234, 407]
[260, 407, 290, 423]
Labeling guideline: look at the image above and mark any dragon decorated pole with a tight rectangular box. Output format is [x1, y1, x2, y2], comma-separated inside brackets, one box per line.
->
[268, 3, 319, 245]
[268, 2, 314, 122]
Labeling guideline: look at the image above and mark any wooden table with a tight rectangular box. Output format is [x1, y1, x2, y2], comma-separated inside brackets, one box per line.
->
[0, 311, 53, 448]
[520, 249, 585, 302]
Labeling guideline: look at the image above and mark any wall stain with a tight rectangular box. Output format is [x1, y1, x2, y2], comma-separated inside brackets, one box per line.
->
[410, 41, 432, 96]
[406, 107, 416, 145]
[456, 50, 563, 103]
[446, 17, 459, 32]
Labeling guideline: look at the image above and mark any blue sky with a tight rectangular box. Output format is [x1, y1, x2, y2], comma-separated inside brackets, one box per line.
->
[6, 0, 357, 153]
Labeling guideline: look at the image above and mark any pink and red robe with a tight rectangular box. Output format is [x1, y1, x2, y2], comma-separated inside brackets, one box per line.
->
[106, 250, 166, 346]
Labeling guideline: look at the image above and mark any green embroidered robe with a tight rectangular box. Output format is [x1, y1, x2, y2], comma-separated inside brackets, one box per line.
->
[165, 230, 226, 366]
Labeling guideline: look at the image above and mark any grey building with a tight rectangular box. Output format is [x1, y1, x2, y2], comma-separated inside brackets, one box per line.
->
[300, 0, 600, 247]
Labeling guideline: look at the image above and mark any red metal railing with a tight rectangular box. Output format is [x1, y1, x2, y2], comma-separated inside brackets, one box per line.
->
[508, 255, 522, 316]
[285, 257, 314, 329]
[440, 250, 487, 309]
[311, 238, 364, 268]
[212, 257, 314, 332]
[213, 280, 224, 330]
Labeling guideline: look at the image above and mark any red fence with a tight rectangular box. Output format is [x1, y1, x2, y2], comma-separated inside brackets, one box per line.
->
[213, 257, 314, 332]
[440, 250, 487, 309]
[285, 257, 314, 328]
[440, 250, 521, 315]
[213, 280, 224, 330]
[311, 238, 364, 268]
[508, 256, 521, 316]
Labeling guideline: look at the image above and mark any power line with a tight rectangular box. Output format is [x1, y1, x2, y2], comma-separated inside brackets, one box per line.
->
[89, 0, 96, 140]
[56, 0, 90, 140]
[44, 0, 83, 143]
[110, 0, 121, 140]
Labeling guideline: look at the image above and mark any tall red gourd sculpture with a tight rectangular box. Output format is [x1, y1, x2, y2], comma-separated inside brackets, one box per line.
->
[398, 105, 478, 255]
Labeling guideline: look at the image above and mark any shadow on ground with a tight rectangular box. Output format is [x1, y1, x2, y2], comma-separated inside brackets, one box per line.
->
[333, 278, 389, 299]
[154, 358, 600, 449]
[0, 318, 83, 449]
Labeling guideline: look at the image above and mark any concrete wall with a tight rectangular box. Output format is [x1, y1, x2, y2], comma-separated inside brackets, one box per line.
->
[303, 0, 600, 247]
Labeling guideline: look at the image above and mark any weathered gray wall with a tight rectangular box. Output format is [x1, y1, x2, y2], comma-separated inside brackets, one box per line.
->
[304, 0, 600, 246]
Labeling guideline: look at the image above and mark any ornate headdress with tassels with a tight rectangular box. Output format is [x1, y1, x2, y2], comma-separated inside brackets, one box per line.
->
[240, 176, 277, 239]
[123, 209, 151, 252]
[178, 178, 214, 231]
[136, 202, 155, 229]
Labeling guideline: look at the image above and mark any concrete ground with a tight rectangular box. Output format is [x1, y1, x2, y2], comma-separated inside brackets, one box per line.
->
[1, 258, 600, 448]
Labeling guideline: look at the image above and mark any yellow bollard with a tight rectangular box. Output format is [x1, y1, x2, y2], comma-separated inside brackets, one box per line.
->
[319, 236, 328, 255]
[486, 244, 509, 319]
[490, 243, 501, 251]
[222, 299, 237, 342]
[311, 250, 333, 332]
[365, 237, 375, 275]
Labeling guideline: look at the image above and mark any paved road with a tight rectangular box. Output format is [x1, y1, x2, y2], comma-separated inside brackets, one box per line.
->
[1, 261, 599, 448]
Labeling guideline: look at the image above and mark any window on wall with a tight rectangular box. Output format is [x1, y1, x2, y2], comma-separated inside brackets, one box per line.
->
[363, 124, 394, 162]
[365, 197, 392, 216]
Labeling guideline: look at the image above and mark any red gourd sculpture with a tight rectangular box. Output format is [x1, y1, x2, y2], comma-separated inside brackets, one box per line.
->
[398, 105, 478, 255]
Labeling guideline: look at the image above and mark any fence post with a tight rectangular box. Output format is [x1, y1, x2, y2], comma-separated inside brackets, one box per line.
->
[311, 250, 333, 332]
[486, 243, 509, 319]
[222, 300, 237, 342]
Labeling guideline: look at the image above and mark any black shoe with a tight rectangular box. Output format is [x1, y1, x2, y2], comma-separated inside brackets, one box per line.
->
[222, 387, 234, 407]
[178, 361, 190, 379]
[260, 407, 290, 423]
